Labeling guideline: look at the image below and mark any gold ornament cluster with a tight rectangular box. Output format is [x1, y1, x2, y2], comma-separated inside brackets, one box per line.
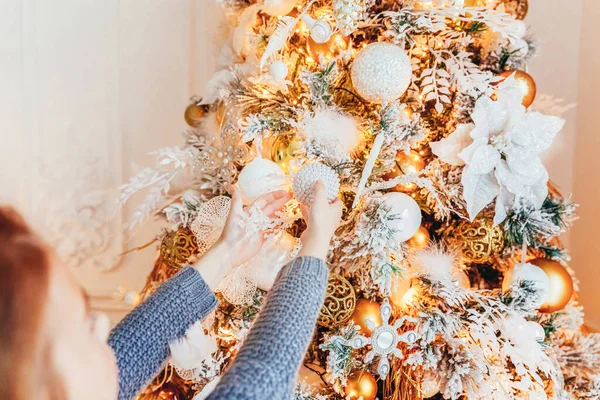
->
[159, 227, 199, 269]
[453, 218, 504, 263]
[318, 273, 357, 328]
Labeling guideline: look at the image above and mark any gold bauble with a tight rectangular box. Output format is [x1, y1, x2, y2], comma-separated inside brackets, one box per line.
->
[454, 218, 504, 263]
[306, 33, 350, 63]
[270, 135, 303, 172]
[396, 151, 426, 175]
[317, 274, 356, 328]
[350, 298, 382, 336]
[184, 103, 206, 127]
[407, 226, 431, 250]
[499, 70, 537, 108]
[530, 258, 574, 313]
[345, 371, 378, 400]
[159, 227, 199, 269]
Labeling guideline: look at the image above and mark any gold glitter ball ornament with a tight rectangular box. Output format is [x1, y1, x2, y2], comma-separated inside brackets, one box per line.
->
[454, 218, 504, 263]
[317, 273, 356, 328]
[345, 371, 378, 400]
[159, 227, 199, 269]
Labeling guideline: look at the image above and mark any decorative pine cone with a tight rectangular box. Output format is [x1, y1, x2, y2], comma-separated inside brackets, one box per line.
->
[292, 163, 340, 206]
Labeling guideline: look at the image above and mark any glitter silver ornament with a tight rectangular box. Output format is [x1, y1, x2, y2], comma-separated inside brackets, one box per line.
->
[351, 42, 412, 104]
[292, 163, 340, 206]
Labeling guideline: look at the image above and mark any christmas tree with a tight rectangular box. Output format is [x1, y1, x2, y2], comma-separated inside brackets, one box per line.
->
[119, 0, 600, 398]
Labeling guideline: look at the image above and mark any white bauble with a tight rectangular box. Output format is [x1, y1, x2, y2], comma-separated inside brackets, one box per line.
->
[381, 192, 422, 243]
[237, 157, 286, 204]
[527, 321, 546, 342]
[262, 0, 296, 16]
[502, 262, 551, 308]
[255, 232, 297, 291]
[293, 163, 340, 206]
[298, 108, 361, 155]
[269, 60, 289, 81]
[351, 42, 412, 104]
[310, 19, 333, 43]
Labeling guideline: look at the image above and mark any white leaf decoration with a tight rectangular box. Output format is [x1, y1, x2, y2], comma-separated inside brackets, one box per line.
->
[461, 167, 499, 221]
[260, 16, 297, 69]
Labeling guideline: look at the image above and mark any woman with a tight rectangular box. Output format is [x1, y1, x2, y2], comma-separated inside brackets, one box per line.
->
[0, 181, 342, 400]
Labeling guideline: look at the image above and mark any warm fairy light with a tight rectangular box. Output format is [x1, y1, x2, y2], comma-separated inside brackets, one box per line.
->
[407, 226, 430, 250]
[402, 287, 417, 305]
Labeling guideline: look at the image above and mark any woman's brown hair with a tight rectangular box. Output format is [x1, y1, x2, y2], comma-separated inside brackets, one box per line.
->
[0, 207, 52, 398]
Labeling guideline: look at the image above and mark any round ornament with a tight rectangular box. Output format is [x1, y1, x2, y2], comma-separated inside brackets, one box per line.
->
[306, 33, 350, 62]
[502, 262, 551, 308]
[351, 42, 412, 104]
[345, 371, 378, 400]
[184, 103, 206, 127]
[350, 298, 383, 336]
[293, 163, 340, 206]
[530, 258, 574, 313]
[396, 151, 426, 175]
[453, 218, 504, 263]
[317, 273, 357, 328]
[237, 157, 286, 204]
[381, 192, 423, 243]
[269, 135, 302, 171]
[499, 70, 536, 108]
[527, 321, 546, 341]
[261, 0, 296, 16]
[268, 60, 289, 81]
[160, 227, 199, 269]
[421, 371, 441, 398]
[407, 226, 430, 250]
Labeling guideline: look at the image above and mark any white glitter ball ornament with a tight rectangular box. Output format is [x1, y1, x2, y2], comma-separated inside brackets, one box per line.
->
[351, 42, 412, 104]
[502, 262, 551, 308]
[292, 163, 340, 206]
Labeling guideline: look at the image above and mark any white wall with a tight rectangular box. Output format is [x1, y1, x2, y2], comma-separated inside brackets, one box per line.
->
[1, 0, 598, 326]
[0, 0, 224, 323]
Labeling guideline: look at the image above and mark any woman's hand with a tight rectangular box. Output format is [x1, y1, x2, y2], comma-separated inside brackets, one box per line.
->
[193, 188, 291, 289]
[218, 186, 292, 269]
[299, 181, 343, 260]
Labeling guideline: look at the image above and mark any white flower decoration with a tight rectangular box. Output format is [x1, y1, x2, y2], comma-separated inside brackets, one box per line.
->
[430, 76, 565, 225]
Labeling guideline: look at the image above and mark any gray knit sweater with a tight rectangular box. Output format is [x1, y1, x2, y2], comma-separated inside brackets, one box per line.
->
[108, 256, 328, 400]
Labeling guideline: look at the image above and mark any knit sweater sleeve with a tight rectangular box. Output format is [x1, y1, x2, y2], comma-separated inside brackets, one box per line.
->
[207, 256, 329, 400]
[108, 267, 218, 400]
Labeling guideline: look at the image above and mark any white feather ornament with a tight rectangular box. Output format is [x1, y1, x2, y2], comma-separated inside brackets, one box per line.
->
[260, 16, 298, 69]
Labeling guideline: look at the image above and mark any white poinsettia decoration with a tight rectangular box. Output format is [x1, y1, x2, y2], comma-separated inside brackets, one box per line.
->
[430, 76, 565, 224]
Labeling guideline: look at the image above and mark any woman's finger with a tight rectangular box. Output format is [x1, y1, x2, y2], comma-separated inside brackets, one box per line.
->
[262, 193, 293, 217]
[251, 190, 291, 211]
[229, 185, 244, 216]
